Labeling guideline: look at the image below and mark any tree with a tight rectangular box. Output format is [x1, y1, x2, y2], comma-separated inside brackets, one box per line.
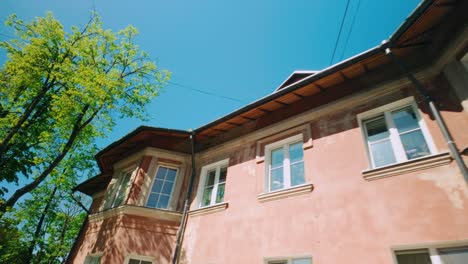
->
[2, 176, 89, 264]
[0, 12, 170, 213]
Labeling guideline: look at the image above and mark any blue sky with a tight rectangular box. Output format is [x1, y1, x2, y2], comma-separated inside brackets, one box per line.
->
[0, 0, 421, 148]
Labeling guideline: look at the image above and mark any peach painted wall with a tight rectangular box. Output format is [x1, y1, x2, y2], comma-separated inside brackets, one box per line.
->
[181, 83, 468, 264]
[70, 214, 179, 264]
[69, 76, 468, 263]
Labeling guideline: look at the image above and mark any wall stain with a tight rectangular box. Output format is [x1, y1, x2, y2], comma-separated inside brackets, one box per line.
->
[418, 166, 468, 209]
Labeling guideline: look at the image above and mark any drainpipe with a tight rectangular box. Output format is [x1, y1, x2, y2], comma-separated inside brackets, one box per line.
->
[172, 131, 197, 264]
[383, 46, 468, 183]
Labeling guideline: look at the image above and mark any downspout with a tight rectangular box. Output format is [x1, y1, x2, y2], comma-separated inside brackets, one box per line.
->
[383, 45, 468, 183]
[172, 131, 197, 264]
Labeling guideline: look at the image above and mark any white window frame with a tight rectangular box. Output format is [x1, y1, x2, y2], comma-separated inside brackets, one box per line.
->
[392, 241, 468, 264]
[124, 254, 155, 264]
[196, 158, 229, 208]
[84, 253, 102, 264]
[357, 97, 437, 169]
[145, 164, 179, 210]
[104, 166, 136, 210]
[264, 134, 305, 192]
[264, 256, 312, 264]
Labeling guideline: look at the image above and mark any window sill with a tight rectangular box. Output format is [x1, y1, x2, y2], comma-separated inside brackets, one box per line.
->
[257, 183, 314, 203]
[89, 205, 182, 223]
[188, 202, 228, 217]
[362, 152, 452, 180]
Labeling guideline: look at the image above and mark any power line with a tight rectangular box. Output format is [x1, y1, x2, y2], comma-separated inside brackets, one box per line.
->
[329, 0, 351, 65]
[339, 0, 361, 61]
[168, 81, 248, 104]
[0, 32, 15, 39]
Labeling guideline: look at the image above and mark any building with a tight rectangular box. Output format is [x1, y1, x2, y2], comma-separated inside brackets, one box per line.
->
[67, 0, 468, 263]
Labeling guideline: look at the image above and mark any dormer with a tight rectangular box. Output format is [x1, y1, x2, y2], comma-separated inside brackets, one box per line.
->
[275, 70, 318, 92]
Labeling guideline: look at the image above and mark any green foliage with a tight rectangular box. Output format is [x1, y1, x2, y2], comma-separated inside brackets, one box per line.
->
[2, 178, 89, 263]
[0, 11, 170, 262]
[0, 11, 170, 206]
[0, 216, 29, 263]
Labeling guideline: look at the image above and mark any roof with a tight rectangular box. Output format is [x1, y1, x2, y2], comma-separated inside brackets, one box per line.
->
[75, 0, 467, 195]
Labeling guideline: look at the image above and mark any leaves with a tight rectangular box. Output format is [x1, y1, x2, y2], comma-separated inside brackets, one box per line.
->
[0, 11, 170, 262]
[0, 11, 170, 207]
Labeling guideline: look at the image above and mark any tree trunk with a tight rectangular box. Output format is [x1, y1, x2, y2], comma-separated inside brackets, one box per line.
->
[0, 105, 92, 215]
[25, 186, 58, 264]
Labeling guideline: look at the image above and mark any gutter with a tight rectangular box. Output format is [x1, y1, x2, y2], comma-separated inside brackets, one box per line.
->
[194, 45, 384, 134]
[172, 131, 197, 264]
[383, 45, 468, 183]
[387, 0, 433, 46]
[195, 0, 435, 134]
[94, 126, 191, 172]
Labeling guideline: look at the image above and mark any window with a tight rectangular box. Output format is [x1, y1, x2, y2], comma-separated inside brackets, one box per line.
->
[125, 255, 155, 264]
[197, 159, 228, 208]
[265, 134, 305, 192]
[395, 246, 468, 264]
[267, 257, 311, 264]
[395, 249, 432, 264]
[359, 98, 436, 168]
[105, 170, 133, 209]
[128, 258, 152, 264]
[146, 166, 178, 209]
[84, 255, 102, 264]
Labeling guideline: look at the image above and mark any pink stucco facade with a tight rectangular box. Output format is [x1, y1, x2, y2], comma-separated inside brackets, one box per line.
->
[69, 2, 468, 263]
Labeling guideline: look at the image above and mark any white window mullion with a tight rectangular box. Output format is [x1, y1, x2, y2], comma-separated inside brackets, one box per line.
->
[414, 104, 437, 154]
[428, 247, 444, 264]
[385, 111, 406, 163]
[111, 174, 124, 207]
[284, 145, 292, 189]
[210, 167, 220, 206]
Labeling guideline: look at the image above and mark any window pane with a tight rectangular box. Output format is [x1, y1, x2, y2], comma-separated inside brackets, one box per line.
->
[113, 172, 131, 207]
[86, 256, 101, 264]
[216, 183, 225, 203]
[202, 186, 213, 206]
[146, 193, 158, 208]
[291, 161, 305, 186]
[128, 259, 140, 264]
[219, 166, 227, 183]
[271, 148, 284, 168]
[151, 179, 164, 193]
[147, 166, 177, 209]
[206, 170, 216, 186]
[365, 116, 390, 142]
[166, 168, 177, 181]
[289, 142, 304, 163]
[268, 261, 287, 264]
[370, 139, 396, 167]
[156, 167, 168, 179]
[439, 247, 468, 264]
[270, 167, 284, 191]
[141, 261, 152, 264]
[396, 251, 432, 264]
[157, 194, 170, 209]
[392, 106, 419, 133]
[161, 181, 174, 195]
[400, 130, 430, 159]
[292, 258, 312, 264]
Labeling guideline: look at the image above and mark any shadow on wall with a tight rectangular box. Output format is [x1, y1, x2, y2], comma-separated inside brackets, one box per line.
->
[82, 214, 179, 263]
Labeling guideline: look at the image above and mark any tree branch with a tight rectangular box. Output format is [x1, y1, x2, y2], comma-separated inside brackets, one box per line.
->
[0, 105, 90, 214]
